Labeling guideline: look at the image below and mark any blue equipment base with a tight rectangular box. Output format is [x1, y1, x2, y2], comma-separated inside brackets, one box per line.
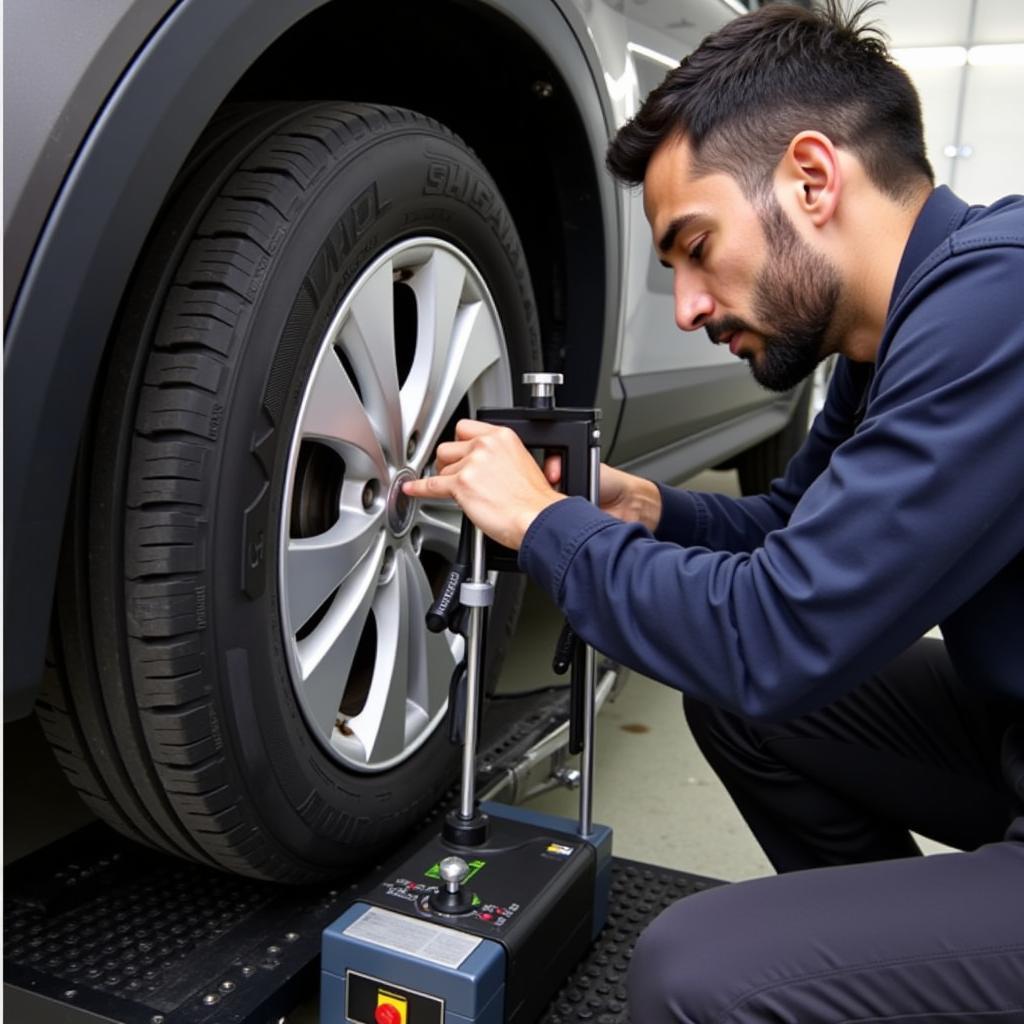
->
[322, 803, 613, 1024]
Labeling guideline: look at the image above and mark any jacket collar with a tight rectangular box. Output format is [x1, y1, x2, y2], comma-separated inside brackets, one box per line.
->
[890, 185, 969, 308]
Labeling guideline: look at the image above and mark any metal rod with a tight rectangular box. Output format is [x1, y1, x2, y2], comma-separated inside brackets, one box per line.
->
[459, 526, 488, 820]
[578, 645, 596, 838]
[578, 438, 602, 837]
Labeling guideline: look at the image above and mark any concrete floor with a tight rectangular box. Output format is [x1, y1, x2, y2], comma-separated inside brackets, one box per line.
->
[518, 655, 774, 880]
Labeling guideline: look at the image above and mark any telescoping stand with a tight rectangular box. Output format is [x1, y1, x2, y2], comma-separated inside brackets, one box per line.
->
[322, 374, 612, 1024]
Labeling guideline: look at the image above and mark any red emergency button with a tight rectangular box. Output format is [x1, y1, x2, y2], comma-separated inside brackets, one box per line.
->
[376, 987, 408, 1023]
[375, 1004, 402, 1024]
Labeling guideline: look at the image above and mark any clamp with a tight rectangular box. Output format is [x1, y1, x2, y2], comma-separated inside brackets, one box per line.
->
[425, 373, 601, 844]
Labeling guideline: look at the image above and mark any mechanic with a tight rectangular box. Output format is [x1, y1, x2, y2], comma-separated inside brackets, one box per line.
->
[404, 1, 1024, 1019]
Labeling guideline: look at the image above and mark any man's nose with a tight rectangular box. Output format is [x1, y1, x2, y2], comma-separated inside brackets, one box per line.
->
[674, 278, 715, 332]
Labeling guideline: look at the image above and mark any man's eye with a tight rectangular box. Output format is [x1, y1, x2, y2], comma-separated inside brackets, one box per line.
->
[688, 239, 706, 264]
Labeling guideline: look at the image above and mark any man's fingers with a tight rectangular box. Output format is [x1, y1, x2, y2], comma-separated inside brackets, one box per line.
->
[434, 439, 472, 469]
[437, 422, 509, 469]
[454, 418, 501, 440]
[401, 474, 454, 500]
[400, 476, 428, 499]
[544, 452, 562, 485]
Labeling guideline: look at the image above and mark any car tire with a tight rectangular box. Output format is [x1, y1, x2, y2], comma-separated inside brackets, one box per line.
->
[733, 382, 812, 496]
[39, 102, 540, 882]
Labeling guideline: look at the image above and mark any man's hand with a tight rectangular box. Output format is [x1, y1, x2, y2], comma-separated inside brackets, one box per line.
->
[543, 457, 662, 532]
[402, 420, 567, 550]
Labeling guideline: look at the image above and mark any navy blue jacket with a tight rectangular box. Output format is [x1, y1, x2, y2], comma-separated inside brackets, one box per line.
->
[519, 187, 1024, 721]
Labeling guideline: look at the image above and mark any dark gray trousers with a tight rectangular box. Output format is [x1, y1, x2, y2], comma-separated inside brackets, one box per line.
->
[629, 638, 1024, 1022]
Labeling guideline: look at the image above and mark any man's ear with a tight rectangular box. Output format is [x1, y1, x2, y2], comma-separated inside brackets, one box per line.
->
[777, 131, 841, 227]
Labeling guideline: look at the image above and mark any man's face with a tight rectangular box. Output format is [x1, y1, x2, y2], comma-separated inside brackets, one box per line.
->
[643, 134, 841, 392]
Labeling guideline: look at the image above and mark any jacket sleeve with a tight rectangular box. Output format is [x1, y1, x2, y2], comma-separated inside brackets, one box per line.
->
[519, 246, 1024, 721]
[653, 359, 873, 551]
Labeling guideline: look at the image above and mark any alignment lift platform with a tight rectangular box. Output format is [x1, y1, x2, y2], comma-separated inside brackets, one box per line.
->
[4, 815, 721, 1024]
[4, 377, 724, 1024]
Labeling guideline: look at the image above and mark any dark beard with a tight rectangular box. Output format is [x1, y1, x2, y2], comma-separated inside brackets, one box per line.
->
[722, 197, 841, 393]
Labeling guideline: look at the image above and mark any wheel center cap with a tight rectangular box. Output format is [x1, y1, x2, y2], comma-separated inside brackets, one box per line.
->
[388, 469, 417, 536]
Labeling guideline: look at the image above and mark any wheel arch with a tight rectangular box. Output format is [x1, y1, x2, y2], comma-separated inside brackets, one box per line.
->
[3, 0, 622, 717]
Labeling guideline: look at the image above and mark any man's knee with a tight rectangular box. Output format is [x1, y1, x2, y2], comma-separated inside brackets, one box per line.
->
[629, 874, 850, 1023]
[628, 890, 733, 1024]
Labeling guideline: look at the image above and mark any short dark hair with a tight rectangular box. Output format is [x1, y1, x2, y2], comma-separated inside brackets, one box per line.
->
[606, 1, 933, 202]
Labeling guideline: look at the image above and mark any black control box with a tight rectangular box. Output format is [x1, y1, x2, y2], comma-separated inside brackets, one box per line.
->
[358, 814, 598, 1024]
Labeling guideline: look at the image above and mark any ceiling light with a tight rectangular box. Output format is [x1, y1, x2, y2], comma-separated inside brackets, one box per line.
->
[891, 43, 1024, 70]
[967, 44, 1024, 67]
[891, 46, 967, 69]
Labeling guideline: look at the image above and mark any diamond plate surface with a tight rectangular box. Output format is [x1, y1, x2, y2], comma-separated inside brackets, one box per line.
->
[538, 858, 724, 1024]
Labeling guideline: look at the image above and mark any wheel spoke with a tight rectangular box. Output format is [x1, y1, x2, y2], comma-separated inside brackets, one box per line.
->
[412, 298, 504, 470]
[415, 501, 462, 560]
[296, 535, 385, 743]
[400, 249, 465, 445]
[345, 549, 437, 763]
[342, 552, 409, 770]
[286, 508, 384, 632]
[339, 259, 405, 466]
[300, 346, 389, 482]
[403, 547, 459, 718]
[402, 252, 503, 470]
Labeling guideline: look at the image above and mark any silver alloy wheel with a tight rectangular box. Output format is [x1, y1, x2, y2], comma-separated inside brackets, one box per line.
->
[280, 238, 513, 771]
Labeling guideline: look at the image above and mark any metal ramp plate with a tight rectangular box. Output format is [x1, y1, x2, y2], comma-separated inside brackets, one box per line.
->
[5, 825, 723, 1024]
[3, 821, 347, 1023]
[537, 858, 724, 1023]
